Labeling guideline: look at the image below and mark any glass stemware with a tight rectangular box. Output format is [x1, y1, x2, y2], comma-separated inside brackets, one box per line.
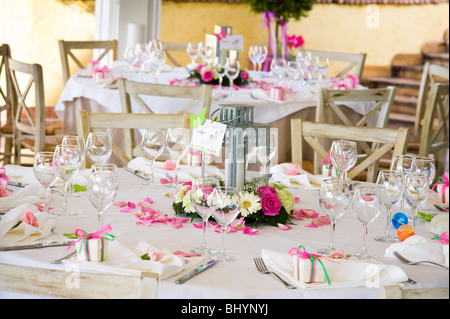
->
[256, 46, 268, 71]
[270, 58, 286, 87]
[225, 58, 240, 97]
[150, 50, 166, 83]
[86, 132, 112, 165]
[314, 56, 329, 81]
[317, 179, 350, 254]
[142, 129, 165, 186]
[286, 61, 300, 89]
[134, 42, 150, 72]
[391, 155, 415, 174]
[190, 177, 220, 255]
[87, 165, 119, 228]
[248, 46, 257, 71]
[352, 185, 381, 260]
[62, 135, 86, 196]
[214, 58, 226, 96]
[374, 170, 403, 243]
[33, 152, 59, 215]
[124, 47, 137, 71]
[186, 42, 200, 68]
[52, 145, 83, 216]
[166, 128, 190, 188]
[212, 186, 241, 262]
[412, 156, 436, 186]
[404, 172, 430, 227]
[329, 140, 357, 182]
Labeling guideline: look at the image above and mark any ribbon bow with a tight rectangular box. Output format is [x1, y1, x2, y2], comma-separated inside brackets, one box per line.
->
[321, 154, 338, 178]
[345, 74, 359, 89]
[288, 245, 331, 285]
[66, 224, 115, 261]
[431, 174, 449, 203]
[0, 167, 9, 181]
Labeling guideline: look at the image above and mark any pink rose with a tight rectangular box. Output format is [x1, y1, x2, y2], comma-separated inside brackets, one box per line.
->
[201, 69, 214, 82]
[240, 70, 248, 81]
[257, 186, 277, 197]
[20, 209, 39, 228]
[0, 185, 8, 198]
[146, 247, 163, 262]
[196, 64, 207, 73]
[286, 163, 300, 175]
[260, 192, 282, 216]
[163, 160, 175, 170]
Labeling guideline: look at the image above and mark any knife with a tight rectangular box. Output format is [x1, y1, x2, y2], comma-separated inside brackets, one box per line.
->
[7, 181, 28, 188]
[0, 241, 74, 251]
[124, 167, 150, 181]
[175, 260, 218, 284]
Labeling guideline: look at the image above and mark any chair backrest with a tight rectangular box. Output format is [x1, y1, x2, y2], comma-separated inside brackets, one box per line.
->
[306, 50, 367, 78]
[0, 263, 158, 299]
[58, 39, 118, 85]
[162, 41, 188, 67]
[419, 83, 449, 177]
[8, 57, 46, 164]
[414, 62, 449, 138]
[117, 78, 212, 116]
[0, 44, 14, 165]
[380, 285, 449, 299]
[76, 109, 190, 166]
[291, 119, 409, 183]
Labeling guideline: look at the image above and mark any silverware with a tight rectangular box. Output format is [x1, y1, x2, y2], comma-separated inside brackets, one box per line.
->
[434, 204, 449, 212]
[7, 181, 28, 188]
[0, 241, 74, 251]
[407, 278, 417, 284]
[51, 251, 77, 264]
[124, 167, 150, 181]
[254, 257, 297, 289]
[393, 251, 449, 270]
[175, 260, 218, 284]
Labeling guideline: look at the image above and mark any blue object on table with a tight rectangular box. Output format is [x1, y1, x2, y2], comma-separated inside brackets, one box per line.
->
[392, 212, 408, 229]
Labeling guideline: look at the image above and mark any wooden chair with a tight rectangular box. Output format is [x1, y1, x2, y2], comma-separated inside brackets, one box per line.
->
[162, 41, 188, 67]
[417, 83, 449, 177]
[291, 120, 409, 183]
[0, 263, 158, 299]
[58, 39, 118, 85]
[117, 78, 212, 116]
[76, 109, 190, 167]
[0, 44, 14, 165]
[306, 50, 367, 78]
[313, 86, 397, 175]
[380, 285, 449, 299]
[7, 58, 62, 165]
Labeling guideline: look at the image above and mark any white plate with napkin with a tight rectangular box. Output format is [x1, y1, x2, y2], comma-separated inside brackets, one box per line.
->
[270, 163, 324, 189]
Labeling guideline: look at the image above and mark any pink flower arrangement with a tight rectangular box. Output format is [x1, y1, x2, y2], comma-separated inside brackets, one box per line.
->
[163, 160, 175, 170]
[260, 192, 282, 217]
[286, 163, 301, 175]
[201, 68, 214, 82]
[287, 34, 304, 49]
[20, 209, 39, 228]
[187, 64, 251, 86]
[434, 231, 449, 245]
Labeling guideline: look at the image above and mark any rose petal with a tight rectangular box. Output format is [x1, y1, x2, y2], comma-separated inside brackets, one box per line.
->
[193, 223, 203, 229]
[277, 223, 292, 231]
[304, 223, 318, 228]
[243, 227, 259, 235]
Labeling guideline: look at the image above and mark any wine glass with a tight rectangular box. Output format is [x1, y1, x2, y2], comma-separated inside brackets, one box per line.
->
[412, 156, 436, 186]
[62, 135, 86, 196]
[214, 57, 227, 96]
[198, 42, 206, 64]
[150, 50, 166, 83]
[212, 186, 241, 262]
[286, 61, 300, 89]
[166, 128, 190, 188]
[314, 56, 329, 81]
[374, 170, 404, 243]
[317, 179, 350, 254]
[391, 155, 415, 174]
[52, 145, 83, 216]
[190, 177, 220, 255]
[33, 152, 59, 215]
[329, 140, 357, 182]
[87, 167, 119, 228]
[256, 46, 268, 71]
[248, 46, 257, 71]
[225, 58, 240, 97]
[404, 172, 430, 227]
[86, 132, 112, 165]
[186, 42, 200, 68]
[124, 47, 137, 71]
[352, 185, 381, 260]
[134, 43, 150, 72]
[142, 129, 165, 186]
[270, 58, 286, 87]
[256, 129, 278, 178]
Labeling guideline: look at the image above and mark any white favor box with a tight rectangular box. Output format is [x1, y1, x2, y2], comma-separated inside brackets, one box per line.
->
[293, 255, 326, 283]
[75, 238, 108, 262]
[444, 245, 449, 267]
[322, 164, 338, 178]
[436, 184, 449, 204]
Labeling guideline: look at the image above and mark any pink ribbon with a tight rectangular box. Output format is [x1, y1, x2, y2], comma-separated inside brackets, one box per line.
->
[262, 11, 278, 62]
[288, 246, 331, 284]
[67, 224, 113, 251]
[431, 174, 449, 203]
[345, 74, 359, 88]
[280, 19, 288, 61]
[92, 65, 109, 78]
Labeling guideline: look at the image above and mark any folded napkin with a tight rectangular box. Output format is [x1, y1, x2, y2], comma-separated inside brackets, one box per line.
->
[426, 214, 449, 235]
[0, 203, 55, 246]
[270, 163, 324, 189]
[65, 239, 204, 279]
[0, 184, 46, 210]
[127, 156, 225, 182]
[385, 235, 446, 264]
[251, 89, 285, 104]
[262, 249, 408, 289]
[3, 164, 39, 185]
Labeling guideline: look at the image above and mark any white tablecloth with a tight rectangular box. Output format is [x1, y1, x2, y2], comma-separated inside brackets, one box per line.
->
[1, 166, 448, 299]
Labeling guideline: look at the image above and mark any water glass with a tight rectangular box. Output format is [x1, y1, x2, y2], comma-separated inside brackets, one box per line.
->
[412, 156, 436, 186]
[214, 58, 226, 95]
[33, 152, 59, 215]
[270, 58, 286, 86]
[255, 46, 268, 71]
[404, 172, 430, 227]
[166, 128, 190, 188]
[225, 59, 240, 96]
[86, 132, 112, 165]
[142, 129, 165, 186]
[286, 61, 300, 89]
[329, 140, 357, 182]
[186, 42, 200, 68]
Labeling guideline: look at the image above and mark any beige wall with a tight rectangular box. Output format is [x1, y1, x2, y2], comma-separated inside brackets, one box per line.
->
[1, 1, 448, 105]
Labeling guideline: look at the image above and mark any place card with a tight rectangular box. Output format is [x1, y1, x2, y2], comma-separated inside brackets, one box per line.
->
[190, 119, 227, 156]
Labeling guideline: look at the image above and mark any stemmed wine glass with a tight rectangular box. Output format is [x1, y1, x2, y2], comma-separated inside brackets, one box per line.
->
[52, 145, 83, 216]
[142, 129, 165, 186]
[256, 129, 278, 178]
[329, 140, 357, 183]
[166, 128, 190, 188]
[270, 58, 286, 87]
[190, 177, 220, 255]
[225, 58, 240, 97]
[390, 155, 416, 218]
[317, 179, 350, 254]
[404, 172, 430, 227]
[374, 170, 404, 243]
[86, 132, 112, 165]
[255, 46, 268, 71]
[286, 61, 300, 89]
[212, 186, 241, 262]
[186, 42, 200, 68]
[214, 58, 226, 96]
[62, 135, 86, 196]
[124, 47, 137, 72]
[87, 164, 119, 228]
[312, 56, 329, 81]
[412, 156, 436, 186]
[248, 46, 257, 71]
[352, 185, 381, 260]
[33, 152, 59, 215]
[134, 43, 150, 72]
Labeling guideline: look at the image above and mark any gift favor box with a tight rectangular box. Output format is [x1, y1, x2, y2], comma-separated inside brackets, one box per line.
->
[322, 164, 339, 178]
[293, 255, 326, 283]
[75, 238, 108, 262]
[436, 184, 449, 204]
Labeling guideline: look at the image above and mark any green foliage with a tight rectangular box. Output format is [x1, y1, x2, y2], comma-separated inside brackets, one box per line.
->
[244, 0, 316, 22]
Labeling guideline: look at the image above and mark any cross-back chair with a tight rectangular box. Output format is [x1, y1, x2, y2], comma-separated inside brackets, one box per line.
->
[291, 119, 409, 183]
[76, 109, 190, 167]
[162, 41, 188, 67]
[8, 58, 62, 165]
[58, 39, 118, 85]
[306, 50, 367, 78]
[0, 44, 14, 165]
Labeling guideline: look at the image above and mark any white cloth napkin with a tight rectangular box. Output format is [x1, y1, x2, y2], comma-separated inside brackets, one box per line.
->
[0, 203, 55, 246]
[270, 163, 324, 189]
[64, 239, 204, 279]
[425, 214, 449, 235]
[127, 156, 225, 182]
[385, 235, 446, 264]
[0, 184, 46, 209]
[3, 164, 39, 185]
[262, 249, 408, 289]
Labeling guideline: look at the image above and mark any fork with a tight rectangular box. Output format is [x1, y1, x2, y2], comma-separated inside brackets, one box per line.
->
[393, 251, 449, 270]
[254, 257, 297, 289]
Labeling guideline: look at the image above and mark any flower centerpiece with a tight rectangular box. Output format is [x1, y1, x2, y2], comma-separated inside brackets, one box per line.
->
[173, 177, 294, 227]
[187, 64, 251, 87]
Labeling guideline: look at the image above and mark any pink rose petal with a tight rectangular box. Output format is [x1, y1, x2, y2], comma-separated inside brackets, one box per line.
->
[243, 227, 259, 235]
[277, 223, 292, 231]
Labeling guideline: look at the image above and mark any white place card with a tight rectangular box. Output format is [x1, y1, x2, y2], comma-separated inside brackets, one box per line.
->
[190, 119, 227, 156]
